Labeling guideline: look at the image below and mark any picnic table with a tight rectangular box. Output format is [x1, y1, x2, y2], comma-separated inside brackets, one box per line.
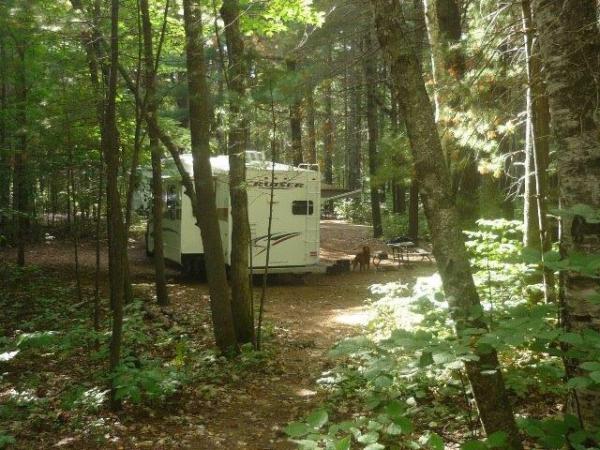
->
[387, 241, 433, 265]
[388, 241, 414, 264]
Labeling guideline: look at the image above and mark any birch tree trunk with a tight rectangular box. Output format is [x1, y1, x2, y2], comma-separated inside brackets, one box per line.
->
[521, 0, 555, 304]
[371, 1, 522, 446]
[220, 0, 254, 345]
[533, 0, 600, 428]
[183, 0, 238, 354]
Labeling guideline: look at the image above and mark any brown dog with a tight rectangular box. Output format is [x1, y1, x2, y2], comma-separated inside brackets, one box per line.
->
[352, 246, 371, 271]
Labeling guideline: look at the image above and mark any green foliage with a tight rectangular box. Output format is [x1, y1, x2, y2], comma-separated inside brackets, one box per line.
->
[374, 133, 412, 187]
[551, 204, 600, 223]
[519, 415, 600, 450]
[381, 209, 429, 240]
[15, 331, 60, 350]
[284, 404, 418, 450]
[334, 197, 372, 225]
[286, 219, 600, 448]
[112, 362, 182, 404]
[0, 432, 16, 449]
[239, 0, 324, 36]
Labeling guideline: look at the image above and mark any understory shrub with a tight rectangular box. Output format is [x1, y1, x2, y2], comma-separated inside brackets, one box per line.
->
[286, 219, 600, 449]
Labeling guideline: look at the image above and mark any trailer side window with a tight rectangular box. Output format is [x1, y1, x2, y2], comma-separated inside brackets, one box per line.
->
[292, 200, 314, 215]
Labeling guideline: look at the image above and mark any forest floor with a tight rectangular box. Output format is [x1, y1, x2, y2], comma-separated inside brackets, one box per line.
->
[1, 220, 436, 449]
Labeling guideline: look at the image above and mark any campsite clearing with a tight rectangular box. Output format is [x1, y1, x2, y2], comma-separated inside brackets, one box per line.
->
[1, 221, 434, 449]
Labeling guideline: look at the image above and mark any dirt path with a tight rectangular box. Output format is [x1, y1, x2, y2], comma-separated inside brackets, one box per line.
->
[128, 220, 427, 449]
[1, 221, 434, 449]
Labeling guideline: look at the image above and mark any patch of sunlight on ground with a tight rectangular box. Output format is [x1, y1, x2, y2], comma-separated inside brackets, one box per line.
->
[332, 307, 375, 326]
[295, 388, 316, 397]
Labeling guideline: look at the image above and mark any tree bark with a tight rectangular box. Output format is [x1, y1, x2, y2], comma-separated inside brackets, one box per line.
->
[521, 0, 555, 304]
[372, 1, 523, 446]
[522, 0, 550, 251]
[69, 0, 105, 332]
[393, 183, 406, 214]
[13, 40, 28, 266]
[408, 178, 419, 240]
[364, 34, 383, 238]
[0, 34, 9, 233]
[306, 85, 317, 164]
[103, 0, 126, 411]
[323, 48, 335, 185]
[140, 0, 169, 306]
[183, 0, 238, 354]
[347, 55, 362, 191]
[533, 0, 600, 428]
[94, 160, 103, 333]
[220, 0, 254, 345]
[287, 59, 303, 166]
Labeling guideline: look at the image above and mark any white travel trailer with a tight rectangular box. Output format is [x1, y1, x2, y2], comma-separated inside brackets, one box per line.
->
[145, 151, 324, 275]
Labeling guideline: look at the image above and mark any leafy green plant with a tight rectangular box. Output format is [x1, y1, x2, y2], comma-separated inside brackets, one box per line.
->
[288, 218, 600, 449]
[285, 405, 418, 450]
[112, 361, 182, 404]
[334, 197, 372, 225]
[519, 415, 600, 449]
[0, 432, 16, 449]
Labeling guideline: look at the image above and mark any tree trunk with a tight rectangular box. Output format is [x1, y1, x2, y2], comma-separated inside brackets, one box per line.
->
[124, 116, 142, 232]
[347, 57, 362, 191]
[69, 0, 105, 332]
[140, 0, 169, 306]
[14, 41, 28, 267]
[220, 0, 254, 345]
[408, 178, 419, 240]
[521, 0, 555, 304]
[287, 59, 303, 166]
[364, 34, 383, 238]
[0, 35, 9, 234]
[393, 183, 406, 214]
[372, 1, 523, 446]
[456, 157, 481, 228]
[323, 50, 334, 185]
[533, 0, 600, 429]
[306, 85, 317, 164]
[523, 81, 537, 249]
[183, 0, 238, 354]
[423, 0, 444, 121]
[103, 0, 126, 411]
[522, 0, 549, 250]
[68, 145, 83, 304]
[94, 160, 103, 333]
